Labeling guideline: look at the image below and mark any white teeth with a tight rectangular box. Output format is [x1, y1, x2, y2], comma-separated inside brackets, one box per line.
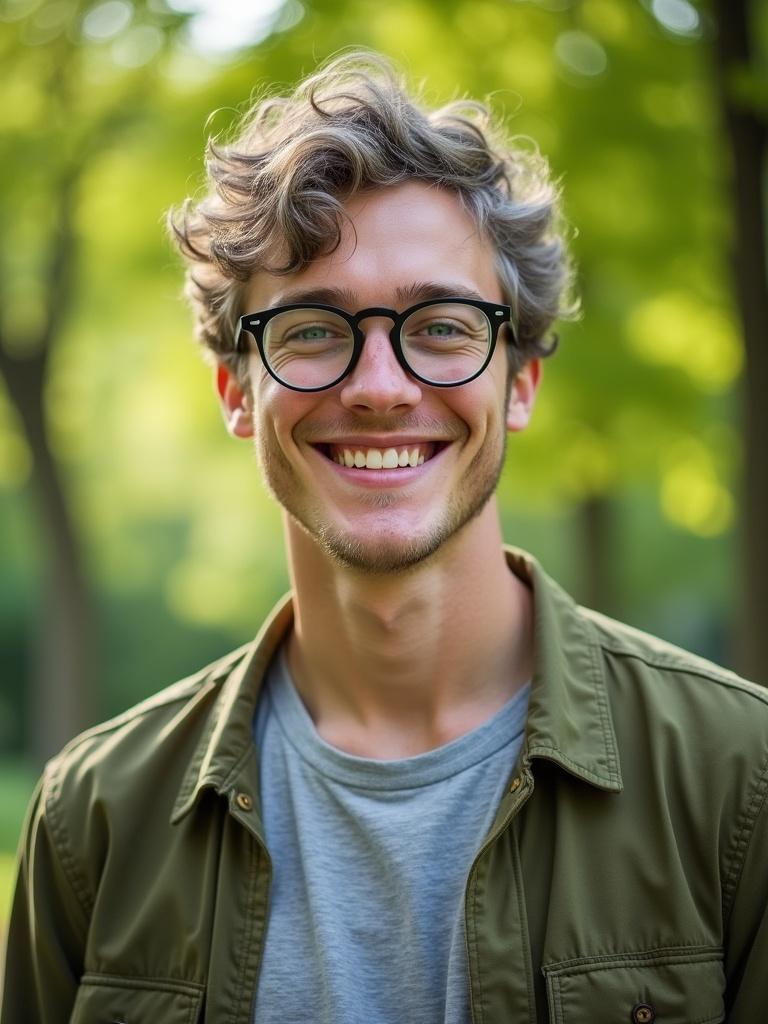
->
[333, 445, 433, 469]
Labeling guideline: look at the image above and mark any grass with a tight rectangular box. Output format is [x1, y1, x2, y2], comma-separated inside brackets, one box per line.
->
[0, 853, 17, 931]
[0, 760, 37, 933]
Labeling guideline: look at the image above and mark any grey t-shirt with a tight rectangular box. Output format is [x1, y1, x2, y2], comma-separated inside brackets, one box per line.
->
[252, 651, 529, 1024]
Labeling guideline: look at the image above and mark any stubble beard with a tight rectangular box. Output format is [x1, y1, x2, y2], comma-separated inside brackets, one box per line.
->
[255, 428, 508, 576]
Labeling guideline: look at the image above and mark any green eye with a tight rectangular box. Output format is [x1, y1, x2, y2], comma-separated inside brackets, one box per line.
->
[297, 326, 330, 340]
[425, 322, 455, 336]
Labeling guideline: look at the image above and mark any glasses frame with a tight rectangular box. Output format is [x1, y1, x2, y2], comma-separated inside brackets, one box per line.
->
[236, 297, 514, 393]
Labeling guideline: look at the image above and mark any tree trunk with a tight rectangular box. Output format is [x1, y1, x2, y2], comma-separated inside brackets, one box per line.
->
[0, 347, 95, 763]
[711, 0, 768, 682]
[576, 494, 618, 615]
[0, 167, 96, 763]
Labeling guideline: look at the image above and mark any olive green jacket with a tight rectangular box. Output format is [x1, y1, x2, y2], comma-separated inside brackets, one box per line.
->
[3, 550, 767, 1024]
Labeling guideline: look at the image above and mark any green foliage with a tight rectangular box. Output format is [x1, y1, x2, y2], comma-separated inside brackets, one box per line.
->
[1, 0, 762, 754]
[0, 760, 35, 853]
[0, 853, 17, 938]
[0, 762, 36, 931]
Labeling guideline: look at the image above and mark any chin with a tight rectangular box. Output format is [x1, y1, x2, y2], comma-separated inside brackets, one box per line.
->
[263, 433, 506, 574]
[313, 526, 447, 575]
[299, 492, 494, 575]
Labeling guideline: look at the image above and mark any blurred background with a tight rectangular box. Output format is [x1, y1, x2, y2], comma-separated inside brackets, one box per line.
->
[0, 0, 766, 926]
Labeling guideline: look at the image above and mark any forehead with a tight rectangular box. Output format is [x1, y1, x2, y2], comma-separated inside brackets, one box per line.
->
[244, 181, 503, 311]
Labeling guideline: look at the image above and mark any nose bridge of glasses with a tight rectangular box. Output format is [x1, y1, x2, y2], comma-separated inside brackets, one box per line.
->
[352, 306, 400, 341]
[345, 308, 413, 389]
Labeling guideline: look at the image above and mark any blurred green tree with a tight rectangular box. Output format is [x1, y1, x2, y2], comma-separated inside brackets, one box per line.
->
[1, 0, 764, 768]
[0, 0, 191, 759]
[711, 0, 768, 681]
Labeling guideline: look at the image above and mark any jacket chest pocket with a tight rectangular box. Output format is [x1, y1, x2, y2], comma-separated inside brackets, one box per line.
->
[543, 949, 725, 1024]
[69, 975, 203, 1024]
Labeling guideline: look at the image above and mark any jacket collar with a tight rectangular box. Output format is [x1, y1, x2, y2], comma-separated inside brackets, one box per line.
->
[171, 593, 295, 823]
[172, 547, 621, 822]
[506, 548, 622, 792]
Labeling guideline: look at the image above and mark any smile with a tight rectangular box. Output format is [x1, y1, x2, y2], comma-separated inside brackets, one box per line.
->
[317, 442, 445, 470]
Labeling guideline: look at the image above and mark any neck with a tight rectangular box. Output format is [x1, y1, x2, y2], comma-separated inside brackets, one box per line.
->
[283, 503, 534, 758]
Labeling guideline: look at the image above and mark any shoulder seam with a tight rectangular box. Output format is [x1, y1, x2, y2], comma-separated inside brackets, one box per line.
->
[53, 646, 250, 757]
[42, 767, 96, 923]
[597, 643, 768, 702]
[722, 752, 768, 922]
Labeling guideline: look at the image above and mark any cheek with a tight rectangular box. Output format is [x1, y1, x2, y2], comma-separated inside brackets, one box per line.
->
[490, 341, 512, 390]
[447, 374, 508, 436]
[254, 384, 318, 450]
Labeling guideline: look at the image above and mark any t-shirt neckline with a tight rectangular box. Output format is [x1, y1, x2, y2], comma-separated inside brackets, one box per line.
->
[264, 649, 530, 792]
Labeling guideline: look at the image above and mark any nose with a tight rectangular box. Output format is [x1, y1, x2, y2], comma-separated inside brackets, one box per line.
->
[338, 320, 422, 414]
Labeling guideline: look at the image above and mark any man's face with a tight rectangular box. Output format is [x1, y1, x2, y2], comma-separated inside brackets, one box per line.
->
[228, 181, 538, 573]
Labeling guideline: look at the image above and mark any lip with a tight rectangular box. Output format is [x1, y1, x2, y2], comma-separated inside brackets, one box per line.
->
[310, 435, 451, 447]
[307, 439, 451, 487]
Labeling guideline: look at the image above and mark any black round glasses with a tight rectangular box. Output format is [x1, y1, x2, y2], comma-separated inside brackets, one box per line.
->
[236, 298, 514, 392]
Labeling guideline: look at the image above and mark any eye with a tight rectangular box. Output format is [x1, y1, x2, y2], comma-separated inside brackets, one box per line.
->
[404, 316, 474, 344]
[289, 325, 335, 341]
[423, 321, 459, 336]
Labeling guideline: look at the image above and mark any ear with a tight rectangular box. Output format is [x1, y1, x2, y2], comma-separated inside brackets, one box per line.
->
[216, 365, 254, 439]
[506, 358, 541, 432]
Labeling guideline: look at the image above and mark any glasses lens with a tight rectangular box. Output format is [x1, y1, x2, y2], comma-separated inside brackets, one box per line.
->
[401, 303, 492, 384]
[262, 308, 355, 389]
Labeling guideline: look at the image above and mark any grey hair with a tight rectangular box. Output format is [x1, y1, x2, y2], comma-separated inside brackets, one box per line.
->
[168, 51, 578, 379]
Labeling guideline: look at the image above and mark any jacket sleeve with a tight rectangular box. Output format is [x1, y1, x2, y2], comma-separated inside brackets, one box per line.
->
[1, 776, 88, 1024]
[723, 761, 768, 1022]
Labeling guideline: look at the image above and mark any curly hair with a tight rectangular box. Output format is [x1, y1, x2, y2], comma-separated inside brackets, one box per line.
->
[168, 51, 577, 380]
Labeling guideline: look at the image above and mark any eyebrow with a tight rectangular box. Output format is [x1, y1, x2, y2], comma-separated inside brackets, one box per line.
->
[395, 282, 486, 305]
[268, 286, 359, 309]
[266, 281, 487, 310]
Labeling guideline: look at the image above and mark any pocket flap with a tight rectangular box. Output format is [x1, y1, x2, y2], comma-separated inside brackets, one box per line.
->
[70, 975, 203, 1024]
[543, 949, 725, 1024]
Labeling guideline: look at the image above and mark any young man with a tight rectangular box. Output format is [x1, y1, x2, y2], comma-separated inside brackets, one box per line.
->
[3, 53, 767, 1024]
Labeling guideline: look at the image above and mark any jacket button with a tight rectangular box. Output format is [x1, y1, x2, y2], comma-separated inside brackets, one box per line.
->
[631, 1004, 655, 1024]
[235, 792, 253, 811]
[510, 776, 522, 792]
